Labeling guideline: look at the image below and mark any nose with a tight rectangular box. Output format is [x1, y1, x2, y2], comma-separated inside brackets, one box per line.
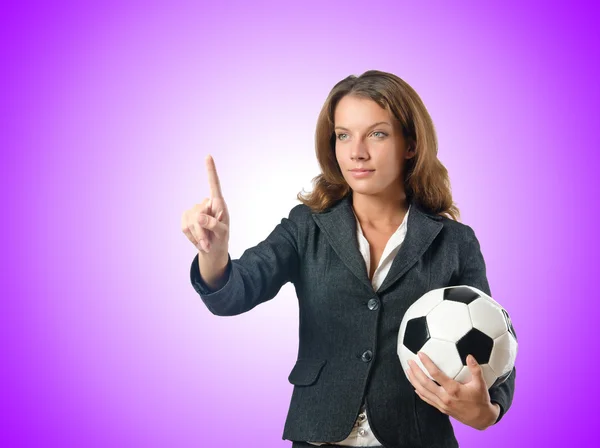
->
[350, 140, 369, 161]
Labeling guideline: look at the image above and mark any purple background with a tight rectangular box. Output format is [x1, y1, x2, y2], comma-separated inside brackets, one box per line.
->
[2, 0, 598, 446]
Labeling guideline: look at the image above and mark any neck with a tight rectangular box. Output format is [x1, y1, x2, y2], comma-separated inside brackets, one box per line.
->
[351, 191, 409, 230]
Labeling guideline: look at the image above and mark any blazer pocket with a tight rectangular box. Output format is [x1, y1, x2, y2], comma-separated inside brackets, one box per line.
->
[287, 359, 327, 386]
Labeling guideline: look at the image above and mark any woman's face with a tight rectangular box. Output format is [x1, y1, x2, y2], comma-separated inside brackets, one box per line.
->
[334, 95, 413, 199]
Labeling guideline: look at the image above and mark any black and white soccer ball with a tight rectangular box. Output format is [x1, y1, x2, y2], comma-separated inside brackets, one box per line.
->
[397, 285, 518, 389]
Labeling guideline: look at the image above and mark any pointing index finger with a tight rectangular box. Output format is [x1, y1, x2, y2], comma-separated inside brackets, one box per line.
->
[205, 154, 223, 198]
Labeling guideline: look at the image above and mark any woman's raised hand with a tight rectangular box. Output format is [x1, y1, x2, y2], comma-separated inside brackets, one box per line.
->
[181, 155, 230, 258]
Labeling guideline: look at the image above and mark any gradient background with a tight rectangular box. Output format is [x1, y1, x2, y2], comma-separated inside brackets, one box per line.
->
[2, 0, 598, 446]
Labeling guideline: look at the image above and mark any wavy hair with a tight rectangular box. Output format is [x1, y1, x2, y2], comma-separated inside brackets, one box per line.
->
[297, 70, 461, 221]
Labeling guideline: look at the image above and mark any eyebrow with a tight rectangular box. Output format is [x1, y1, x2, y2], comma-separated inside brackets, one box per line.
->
[334, 121, 392, 131]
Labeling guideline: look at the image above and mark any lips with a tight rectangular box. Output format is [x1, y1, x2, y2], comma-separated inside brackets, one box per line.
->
[349, 169, 375, 178]
[350, 169, 374, 172]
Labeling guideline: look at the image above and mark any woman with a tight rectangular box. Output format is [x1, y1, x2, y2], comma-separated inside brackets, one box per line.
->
[181, 70, 515, 448]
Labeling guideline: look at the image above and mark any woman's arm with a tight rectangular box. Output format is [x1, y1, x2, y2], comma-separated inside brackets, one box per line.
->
[189, 204, 304, 316]
[455, 225, 516, 424]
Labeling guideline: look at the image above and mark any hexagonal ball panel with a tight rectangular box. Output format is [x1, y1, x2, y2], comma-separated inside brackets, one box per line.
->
[419, 338, 464, 380]
[406, 288, 445, 318]
[427, 300, 472, 342]
[443, 286, 480, 304]
[489, 332, 518, 376]
[468, 297, 507, 340]
[456, 328, 494, 365]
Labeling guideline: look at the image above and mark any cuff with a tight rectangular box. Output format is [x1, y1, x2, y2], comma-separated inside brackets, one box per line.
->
[189, 252, 233, 296]
[490, 400, 505, 425]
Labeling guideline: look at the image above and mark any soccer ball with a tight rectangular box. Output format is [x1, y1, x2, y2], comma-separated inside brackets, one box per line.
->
[397, 285, 517, 389]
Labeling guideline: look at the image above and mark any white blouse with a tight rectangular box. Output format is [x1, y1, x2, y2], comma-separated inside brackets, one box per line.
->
[307, 204, 412, 446]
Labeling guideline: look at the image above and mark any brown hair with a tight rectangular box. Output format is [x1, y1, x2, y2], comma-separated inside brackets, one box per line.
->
[297, 70, 461, 221]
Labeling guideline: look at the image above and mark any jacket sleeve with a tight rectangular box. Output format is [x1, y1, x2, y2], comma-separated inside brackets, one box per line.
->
[456, 225, 516, 425]
[189, 204, 303, 316]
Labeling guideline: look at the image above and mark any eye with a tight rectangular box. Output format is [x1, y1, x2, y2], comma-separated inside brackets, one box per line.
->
[372, 131, 387, 138]
[337, 133, 349, 141]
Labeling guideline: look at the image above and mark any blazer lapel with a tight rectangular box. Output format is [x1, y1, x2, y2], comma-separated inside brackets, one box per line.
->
[312, 194, 444, 295]
[312, 195, 371, 290]
[377, 202, 443, 295]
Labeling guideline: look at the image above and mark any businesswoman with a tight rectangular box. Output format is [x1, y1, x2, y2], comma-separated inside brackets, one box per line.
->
[182, 70, 515, 448]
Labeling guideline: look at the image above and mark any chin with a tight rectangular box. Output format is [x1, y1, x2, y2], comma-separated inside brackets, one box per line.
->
[348, 184, 380, 196]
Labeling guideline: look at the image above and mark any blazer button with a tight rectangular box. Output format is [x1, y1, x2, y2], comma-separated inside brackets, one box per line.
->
[367, 298, 380, 310]
[361, 350, 373, 362]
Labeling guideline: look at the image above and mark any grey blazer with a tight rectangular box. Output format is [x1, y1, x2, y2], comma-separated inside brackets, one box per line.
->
[189, 193, 516, 448]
